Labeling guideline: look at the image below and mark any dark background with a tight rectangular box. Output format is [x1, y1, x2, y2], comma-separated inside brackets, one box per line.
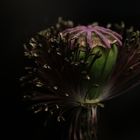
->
[1, 0, 140, 140]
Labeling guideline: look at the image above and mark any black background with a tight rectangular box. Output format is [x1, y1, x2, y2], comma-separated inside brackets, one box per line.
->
[1, 0, 140, 140]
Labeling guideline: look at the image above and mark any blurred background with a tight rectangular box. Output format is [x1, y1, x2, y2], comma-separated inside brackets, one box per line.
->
[1, 0, 140, 140]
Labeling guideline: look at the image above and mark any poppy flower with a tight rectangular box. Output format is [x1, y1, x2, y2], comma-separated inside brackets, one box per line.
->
[21, 18, 140, 140]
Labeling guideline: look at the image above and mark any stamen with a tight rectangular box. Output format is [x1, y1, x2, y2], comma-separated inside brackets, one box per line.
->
[43, 64, 52, 69]
[53, 86, 58, 90]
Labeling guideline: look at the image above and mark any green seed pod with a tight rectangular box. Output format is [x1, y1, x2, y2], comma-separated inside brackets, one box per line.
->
[90, 44, 118, 80]
[87, 44, 118, 99]
[61, 25, 122, 101]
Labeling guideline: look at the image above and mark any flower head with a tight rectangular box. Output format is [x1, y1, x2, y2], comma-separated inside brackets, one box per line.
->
[21, 18, 140, 140]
